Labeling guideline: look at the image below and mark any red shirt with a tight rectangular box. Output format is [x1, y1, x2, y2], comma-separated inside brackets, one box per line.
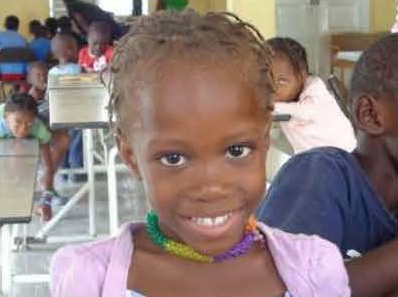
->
[78, 46, 113, 72]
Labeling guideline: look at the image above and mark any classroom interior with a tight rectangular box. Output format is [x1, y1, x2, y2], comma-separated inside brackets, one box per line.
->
[0, 0, 396, 296]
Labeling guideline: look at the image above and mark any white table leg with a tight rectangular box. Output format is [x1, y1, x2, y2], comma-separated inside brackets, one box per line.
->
[107, 146, 119, 236]
[35, 183, 89, 239]
[1, 224, 12, 296]
[84, 129, 96, 236]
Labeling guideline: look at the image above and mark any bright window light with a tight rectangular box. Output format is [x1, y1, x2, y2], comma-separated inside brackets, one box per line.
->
[98, 0, 132, 16]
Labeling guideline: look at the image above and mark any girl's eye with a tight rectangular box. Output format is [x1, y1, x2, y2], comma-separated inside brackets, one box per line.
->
[226, 145, 252, 159]
[159, 153, 186, 167]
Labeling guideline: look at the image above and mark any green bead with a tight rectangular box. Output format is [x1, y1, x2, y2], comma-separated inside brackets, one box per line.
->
[146, 211, 213, 263]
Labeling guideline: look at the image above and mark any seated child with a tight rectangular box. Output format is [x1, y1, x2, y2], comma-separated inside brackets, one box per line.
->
[268, 37, 356, 154]
[257, 34, 398, 297]
[50, 10, 350, 297]
[28, 20, 51, 62]
[49, 33, 81, 76]
[0, 93, 57, 221]
[49, 33, 84, 179]
[78, 21, 113, 73]
[22, 61, 71, 174]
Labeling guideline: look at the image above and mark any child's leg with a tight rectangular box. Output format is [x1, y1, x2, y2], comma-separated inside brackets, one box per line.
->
[68, 130, 85, 181]
[51, 129, 71, 169]
[35, 143, 55, 221]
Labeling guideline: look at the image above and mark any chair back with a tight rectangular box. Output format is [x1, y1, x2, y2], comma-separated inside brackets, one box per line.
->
[0, 47, 36, 63]
[330, 32, 387, 53]
[327, 75, 353, 123]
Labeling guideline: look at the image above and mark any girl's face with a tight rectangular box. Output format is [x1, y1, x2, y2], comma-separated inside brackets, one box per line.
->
[272, 54, 305, 102]
[28, 66, 47, 91]
[5, 111, 35, 139]
[119, 62, 270, 255]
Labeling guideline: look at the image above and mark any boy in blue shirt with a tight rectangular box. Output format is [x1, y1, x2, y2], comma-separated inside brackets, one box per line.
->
[257, 33, 398, 297]
[0, 15, 28, 81]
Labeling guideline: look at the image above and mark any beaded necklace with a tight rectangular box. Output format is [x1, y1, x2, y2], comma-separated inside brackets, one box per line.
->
[145, 210, 265, 263]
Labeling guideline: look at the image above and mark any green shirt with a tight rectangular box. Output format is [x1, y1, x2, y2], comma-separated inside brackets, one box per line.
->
[0, 103, 51, 144]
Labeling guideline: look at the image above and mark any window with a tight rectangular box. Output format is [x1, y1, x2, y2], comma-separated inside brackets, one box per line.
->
[98, 0, 133, 16]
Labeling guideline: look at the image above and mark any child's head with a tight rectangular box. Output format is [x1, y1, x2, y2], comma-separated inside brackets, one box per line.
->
[266, 37, 309, 102]
[27, 61, 48, 91]
[109, 10, 274, 254]
[4, 15, 19, 31]
[87, 21, 111, 57]
[350, 33, 397, 164]
[4, 93, 38, 139]
[45, 17, 58, 38]
[51, 33, 78, 64]
[57, 16, 73, 34]
[29, 20, 46, 38]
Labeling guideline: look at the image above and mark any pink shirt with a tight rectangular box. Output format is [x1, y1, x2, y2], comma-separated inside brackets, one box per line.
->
[50, 222, 350, 297]
[275, 76, 356, 154]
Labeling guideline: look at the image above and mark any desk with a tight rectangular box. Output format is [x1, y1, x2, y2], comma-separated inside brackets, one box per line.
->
[0, 139, 39, 296]
[35, 73, 109, 240]
[0, 139, 39, 157]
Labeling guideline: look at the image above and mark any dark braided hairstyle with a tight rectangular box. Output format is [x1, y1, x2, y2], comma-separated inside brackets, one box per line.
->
[351, 33, 398, 103]
[266, 37, 309, 76]
[107, 9, 274, 135]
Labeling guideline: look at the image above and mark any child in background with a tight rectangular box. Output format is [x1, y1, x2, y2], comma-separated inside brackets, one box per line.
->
[0, 93, 56, 221]
[78, 21, 113, 72]
[28, 20, 51, 62]
[268, 37, 356, 154]
[22, 62, 71, 174]
[49, 33, 81, 76]
[50, 10, 349, 297]
[48, 33, 84, 181]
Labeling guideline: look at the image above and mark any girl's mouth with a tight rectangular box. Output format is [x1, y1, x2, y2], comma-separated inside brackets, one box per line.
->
[180, 210, 244, 238]
[190, 213, 232, 227]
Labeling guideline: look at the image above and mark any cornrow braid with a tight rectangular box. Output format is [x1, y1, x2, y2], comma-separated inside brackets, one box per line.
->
[107, 9, 275, 133]
[266, 37, 309, 75]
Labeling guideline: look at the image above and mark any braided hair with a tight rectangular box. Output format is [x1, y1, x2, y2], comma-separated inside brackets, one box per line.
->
[107, 9, 274, 134]
[266, 37, 309, 76]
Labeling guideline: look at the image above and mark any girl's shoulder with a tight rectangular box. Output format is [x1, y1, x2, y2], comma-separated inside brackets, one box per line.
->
[50, 222, 141, 297]
[258, 222, 351, 297]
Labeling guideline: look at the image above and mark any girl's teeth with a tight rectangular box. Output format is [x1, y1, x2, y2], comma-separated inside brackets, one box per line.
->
[191, 214, 230, 226]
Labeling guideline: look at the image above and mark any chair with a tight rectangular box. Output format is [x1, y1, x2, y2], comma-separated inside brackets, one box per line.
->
[330, 32, 387, 83]
[327, 75, 353, 124]
[0, 47, 36, 100]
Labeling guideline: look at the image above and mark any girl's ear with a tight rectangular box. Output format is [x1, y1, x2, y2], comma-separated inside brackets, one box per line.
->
[354, 95, 384, 135]
[115, 133, 142, 180]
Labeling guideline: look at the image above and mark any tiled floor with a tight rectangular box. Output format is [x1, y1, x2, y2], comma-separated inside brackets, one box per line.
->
[0, 172, 148, 297]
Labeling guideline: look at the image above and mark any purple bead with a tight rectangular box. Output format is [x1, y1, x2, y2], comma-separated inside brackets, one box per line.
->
[214, 232, 256, 262]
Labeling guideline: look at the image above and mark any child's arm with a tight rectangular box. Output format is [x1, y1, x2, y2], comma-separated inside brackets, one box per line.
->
[274, 96, 317, 121]
[346, 239, 398, 297]
[40, 143, 55, 190]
